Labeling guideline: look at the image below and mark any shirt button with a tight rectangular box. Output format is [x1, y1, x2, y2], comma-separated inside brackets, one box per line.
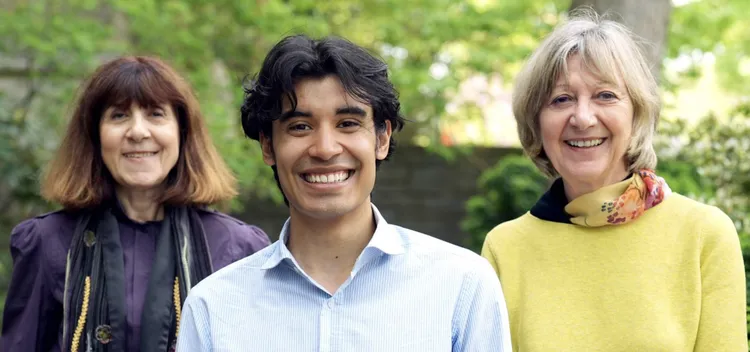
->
[327, 299, 335, 309]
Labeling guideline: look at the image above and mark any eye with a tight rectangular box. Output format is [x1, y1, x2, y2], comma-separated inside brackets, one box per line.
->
[338, 120, 361, 129]
[288, 123, 311, 132]
[111, 111, 127, 119]
[551, 95, 574, 106]
[597, 91, 618, 100]
[151, 109, 166, 117]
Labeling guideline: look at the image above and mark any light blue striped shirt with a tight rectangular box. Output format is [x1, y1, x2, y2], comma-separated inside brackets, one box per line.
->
[176, 204, 511, 351]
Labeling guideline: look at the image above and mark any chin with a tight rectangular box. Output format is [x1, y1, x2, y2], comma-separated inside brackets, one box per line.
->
[568, 164, 633, 187]
[294, 197, 362, 219]
[561, 165, 608, 184]
[120, 179, 166, 191]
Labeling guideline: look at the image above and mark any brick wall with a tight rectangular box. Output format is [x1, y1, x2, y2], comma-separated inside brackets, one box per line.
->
[233, 145, 521, 249]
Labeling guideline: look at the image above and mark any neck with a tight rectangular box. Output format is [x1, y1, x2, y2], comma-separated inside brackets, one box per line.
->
[563, 163, 631, 201]
[115, 186, 165, 223]
[286, 200, 375, 294]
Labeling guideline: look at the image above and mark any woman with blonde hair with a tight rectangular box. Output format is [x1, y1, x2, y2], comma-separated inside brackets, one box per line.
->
[1, 56, 270, 352]
[482, 10, 746, 351]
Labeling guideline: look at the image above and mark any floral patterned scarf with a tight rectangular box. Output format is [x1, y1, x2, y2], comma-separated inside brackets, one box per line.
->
[564, 169, 672, 227]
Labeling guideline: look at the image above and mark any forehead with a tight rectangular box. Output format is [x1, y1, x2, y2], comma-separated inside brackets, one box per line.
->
[104, 102, 172, 112]
[554, 53, 623, 89]
[94, 63, 181, 114]
[282, 76, 372, 113]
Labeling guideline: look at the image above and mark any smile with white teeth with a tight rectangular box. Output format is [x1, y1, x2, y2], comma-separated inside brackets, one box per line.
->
[124, 152, 158, 158]
[566, 139, 604, 148]
[303, 171, 352, 184]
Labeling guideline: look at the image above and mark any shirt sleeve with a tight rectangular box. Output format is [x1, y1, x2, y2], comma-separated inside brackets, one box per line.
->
[176, 292, 213, 352]
[693, 206, 748, 351]
[1, 218, 60, 351]
[451, 258, 513, 352]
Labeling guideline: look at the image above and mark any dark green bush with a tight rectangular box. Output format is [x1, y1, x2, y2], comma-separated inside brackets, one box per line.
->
[656, 158, 715, 198]
[461, 155, 548, 252]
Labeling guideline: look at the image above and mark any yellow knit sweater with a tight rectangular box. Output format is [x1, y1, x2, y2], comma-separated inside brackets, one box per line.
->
[482, 193, 747, 351]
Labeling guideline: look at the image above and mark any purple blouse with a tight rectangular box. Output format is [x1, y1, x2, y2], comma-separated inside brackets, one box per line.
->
[0, 207, 271, 352]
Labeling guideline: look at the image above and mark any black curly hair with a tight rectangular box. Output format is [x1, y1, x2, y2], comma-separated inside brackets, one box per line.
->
[240, 34, 406, 205]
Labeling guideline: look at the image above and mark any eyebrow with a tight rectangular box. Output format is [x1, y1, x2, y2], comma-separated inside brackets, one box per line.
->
[335, 106, 367, 117]
[279, 106, 368, 121]
[553, 80, 618, 90]
[279, 110, 311, 121]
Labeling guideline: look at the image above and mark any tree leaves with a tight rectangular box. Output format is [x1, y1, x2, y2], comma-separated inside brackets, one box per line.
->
[667, 0, 750, 95]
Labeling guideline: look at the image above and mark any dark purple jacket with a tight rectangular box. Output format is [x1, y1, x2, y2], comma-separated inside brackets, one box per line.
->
[0, 207, 270, 352]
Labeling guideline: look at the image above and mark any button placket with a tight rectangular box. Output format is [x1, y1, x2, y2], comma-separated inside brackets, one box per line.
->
[319, 298, 333, 352]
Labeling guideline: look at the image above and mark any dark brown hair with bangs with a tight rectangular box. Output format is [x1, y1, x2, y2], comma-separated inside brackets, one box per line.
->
[42, 56, 238, 209]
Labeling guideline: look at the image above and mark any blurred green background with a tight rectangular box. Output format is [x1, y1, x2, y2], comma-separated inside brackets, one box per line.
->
[2, 0, 749, 345]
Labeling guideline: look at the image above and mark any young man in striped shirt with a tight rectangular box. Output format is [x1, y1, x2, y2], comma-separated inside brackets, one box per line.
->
[177, 34, 512, 352]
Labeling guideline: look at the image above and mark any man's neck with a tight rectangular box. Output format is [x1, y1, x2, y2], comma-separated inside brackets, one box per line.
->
[286, 201, 376, 295]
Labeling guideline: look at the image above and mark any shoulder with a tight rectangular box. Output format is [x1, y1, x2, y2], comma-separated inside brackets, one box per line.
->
[657, 194, 737, 240]
[194, 208, 270, 248]
[672, 195, 739, 251]
[392, 225, 496, 279]
[195, 207, 253, 231]
[391, 226, 502, 305]
[657, 193, 720, 216]
[483, 212, 538, 247]
[395, 225, 477, 258]
[10, 209, 78, 251]
[8, 210, 78, 282]
[187, 243, 278, 301]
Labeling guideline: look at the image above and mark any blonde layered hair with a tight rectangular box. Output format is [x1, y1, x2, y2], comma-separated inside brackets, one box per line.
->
[512, 9, 661, 178]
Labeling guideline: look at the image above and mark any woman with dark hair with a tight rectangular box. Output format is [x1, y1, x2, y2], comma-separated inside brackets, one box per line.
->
[1, 56, 270, 352]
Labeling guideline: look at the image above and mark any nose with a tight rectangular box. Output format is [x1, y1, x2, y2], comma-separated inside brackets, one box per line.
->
[125, 111, 151, 141]
[308, 126, 343, 161]
[569, 98, 597, 130]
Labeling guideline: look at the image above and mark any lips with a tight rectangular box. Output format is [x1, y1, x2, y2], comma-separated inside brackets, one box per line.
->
[565, 138, 605, 148]
[123, 151, 158, 158]
[301, 170, 353, 184]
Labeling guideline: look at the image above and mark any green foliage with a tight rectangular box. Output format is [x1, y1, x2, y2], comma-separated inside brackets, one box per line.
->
[680, 106, 750, 344]
[656, 158, 715, 199]
[677, 105, 750, 243]
[0, 90, 61, 331]
[0, 0, 572, 324]
[461, 155, 548, 252]
[0, 0, 573, 216]
[667, 0, 750, 94]
[657, 105, 750, 345]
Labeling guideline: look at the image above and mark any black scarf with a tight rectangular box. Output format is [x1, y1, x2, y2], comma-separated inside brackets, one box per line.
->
[530, 178, 573, 224]
[62, 205, 213, 352]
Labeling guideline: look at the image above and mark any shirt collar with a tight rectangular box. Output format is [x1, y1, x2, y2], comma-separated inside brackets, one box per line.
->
[260, 203, 405, 270]
[368, 204, 405, 255]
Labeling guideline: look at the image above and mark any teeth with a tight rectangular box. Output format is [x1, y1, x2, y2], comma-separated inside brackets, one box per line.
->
[304, 171, 351, 184]
[125, 152, 157, 158]
[566, 139, 604, 148]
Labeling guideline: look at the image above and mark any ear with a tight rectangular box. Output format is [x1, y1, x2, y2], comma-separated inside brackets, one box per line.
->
[259, 133, 276, 166]
[375, 120, 392, 160]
